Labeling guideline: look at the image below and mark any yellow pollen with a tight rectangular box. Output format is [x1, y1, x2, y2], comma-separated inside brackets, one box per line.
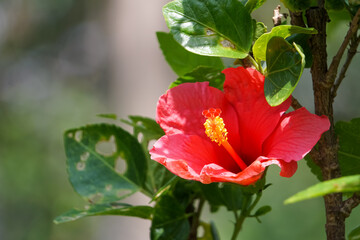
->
[202, 108, 248, 171]
[204, 116, 228, 145]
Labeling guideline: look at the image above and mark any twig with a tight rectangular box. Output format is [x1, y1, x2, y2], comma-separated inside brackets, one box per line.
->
[272, 5, 284, 26]
[291, 97, 303, 110]
[289, 10, 306, 27]
[331, 35, 360, 99]
[326, 8, 360, 88]
[341, 193, 360, 218]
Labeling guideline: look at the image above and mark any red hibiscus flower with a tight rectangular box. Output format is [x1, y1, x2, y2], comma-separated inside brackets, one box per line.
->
[150, 67, 330, 185]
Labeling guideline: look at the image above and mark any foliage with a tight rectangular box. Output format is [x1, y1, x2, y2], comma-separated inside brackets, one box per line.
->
[56, 0, 360, 239]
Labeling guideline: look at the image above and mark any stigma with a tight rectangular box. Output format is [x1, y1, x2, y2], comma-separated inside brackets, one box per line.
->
[202, 108, 248, 171]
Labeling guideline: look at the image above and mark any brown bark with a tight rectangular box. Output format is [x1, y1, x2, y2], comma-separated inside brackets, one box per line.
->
[306, 7, 345, 240]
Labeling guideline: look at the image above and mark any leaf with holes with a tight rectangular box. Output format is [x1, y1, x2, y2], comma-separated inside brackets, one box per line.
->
[253, 25, 317, 61]
[122, 115, 164, 149]
[64, 124, 147, 204]
[336, 118, 360, 176]
[157, 32, 224, 77]
[265, 37, 305, 106]
[163, 0, 254, 59]
[169, 66, 225, 90]
[121, 116, 176, 195]
[151, 194, 190, 240]
[284, 175, 360, 204]
[54, 203, 153, 224]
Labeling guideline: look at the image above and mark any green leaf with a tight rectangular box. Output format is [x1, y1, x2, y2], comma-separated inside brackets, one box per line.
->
[336, 118, 360, 176]
[349, 225, 360, 240]
[169, 66, 225, 90]
[157, 32, 224, 77]
[64, 124, 147, 204]
[286, 33, 313, 68]
[284, 175, 360, 204]
[121, 116, 175, 195]
[304, 155, 323, 181]
[253, 25, 317, 61]
[151, 195, 190, 240]
[264, 37, 305, 106]
[254, 205, 272, 217]
[254, 22, 267, 41]
[96, 113, 117, 120]
[54, 203, 153, 224]
[244, 0, 267, 12]
[163, 0, 254, 59]
[121, 115, 164, 149]
[201, 183, 248, 211]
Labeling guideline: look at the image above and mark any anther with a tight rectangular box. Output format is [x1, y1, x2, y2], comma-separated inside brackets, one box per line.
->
[202, 108, 247, 171]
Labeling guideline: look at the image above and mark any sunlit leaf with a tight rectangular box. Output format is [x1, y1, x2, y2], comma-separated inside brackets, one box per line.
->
[265, 37, 305, 106]
[284, 175, 360, 204]
[169, 66, 225, 90]
[54, 203, 153, 224]
[64, 124, 147, 204]
[336, 118, 360, 176]
[253, 25, 317, 61]
[163, 0, 254, 59]
[157, 32, 224, 77]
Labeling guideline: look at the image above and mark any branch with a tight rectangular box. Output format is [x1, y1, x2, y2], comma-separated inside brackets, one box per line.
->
[272, 5, 287, 26]
[341, 193, 360, 218]
[291, 97, 303, 110]
[331, 35, 360, 99]
[289, 10, 306, 27]
[326, 8, 360, 88]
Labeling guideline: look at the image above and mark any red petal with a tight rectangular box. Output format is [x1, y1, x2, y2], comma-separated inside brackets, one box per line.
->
[260, 158, 298, 178]
[223, 67, 291, 165]
[263, 108, 330, 162]
[200, 161, 265, 185]
[150, 134, 241, 181]
[156, 82, 240, 149]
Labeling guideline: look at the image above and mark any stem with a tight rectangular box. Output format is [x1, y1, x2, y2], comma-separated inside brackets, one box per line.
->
[230, 191, 263, 240]
[291, 96, 303, 110]
[341, 193, 360, 218]
[331, 35, 360, 100]
[231, 212, 246, 240]
[306, 6, 345, 240]
[187, 197, 205, 240]
[326, 8, 360, 88]
[246, 55, 262, 73]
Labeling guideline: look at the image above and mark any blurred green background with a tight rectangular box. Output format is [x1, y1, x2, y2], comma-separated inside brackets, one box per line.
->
[0, 0, 359, 240]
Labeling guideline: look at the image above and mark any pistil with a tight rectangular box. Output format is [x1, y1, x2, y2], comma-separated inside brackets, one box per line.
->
[202, 108, 247, 171]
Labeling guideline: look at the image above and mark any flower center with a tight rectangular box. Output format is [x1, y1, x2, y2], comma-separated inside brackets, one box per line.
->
[202, 108, 247, 171]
